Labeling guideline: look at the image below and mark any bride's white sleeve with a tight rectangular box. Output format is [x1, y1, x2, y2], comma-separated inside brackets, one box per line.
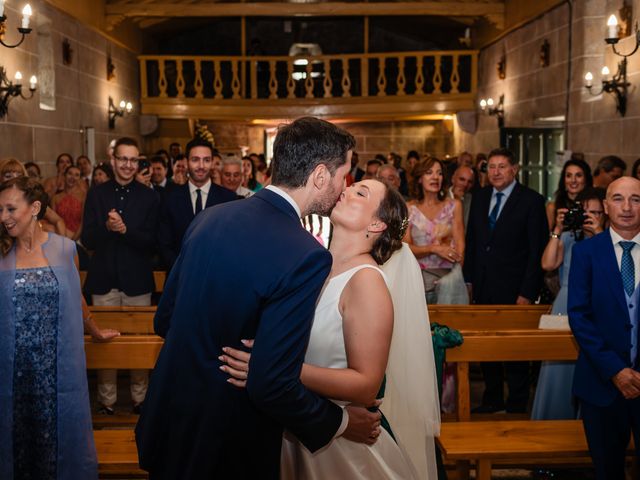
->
[381, 242, 441, 480]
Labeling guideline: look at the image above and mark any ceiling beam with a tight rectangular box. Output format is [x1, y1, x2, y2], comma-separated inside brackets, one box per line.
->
[106, 2, 505, 18]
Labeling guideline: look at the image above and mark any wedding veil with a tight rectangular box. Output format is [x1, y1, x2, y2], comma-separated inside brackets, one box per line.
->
[381, 242, 441, 480]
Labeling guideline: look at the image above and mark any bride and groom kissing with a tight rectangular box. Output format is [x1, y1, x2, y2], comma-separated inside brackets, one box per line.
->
[135, 117, 440, 479]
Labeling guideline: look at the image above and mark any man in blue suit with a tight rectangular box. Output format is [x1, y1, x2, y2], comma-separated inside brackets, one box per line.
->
[136, 117, 381, 479]
[157, 137, 238, 271]
[569, 176, 640, 479]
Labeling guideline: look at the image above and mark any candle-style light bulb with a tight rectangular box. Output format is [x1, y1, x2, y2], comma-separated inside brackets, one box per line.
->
[125, 102, 133, 112]
[487, 98, 494, 107]
[601, 66, 610, 79]
[119, 100, 126, 109]
[29, 75, 37, 90]
[480, 99, 487, 109]
[14, 71, 23, 83]
[21, 4, 32, 29]
[607, 14, 618, 39]
[585, 71, 593, 87]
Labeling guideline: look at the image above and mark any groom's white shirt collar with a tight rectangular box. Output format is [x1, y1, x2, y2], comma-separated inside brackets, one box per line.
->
[266, 185, 302, 218]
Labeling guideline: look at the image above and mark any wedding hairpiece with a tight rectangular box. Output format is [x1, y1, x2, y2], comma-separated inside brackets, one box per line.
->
[398, 217, 409, 240]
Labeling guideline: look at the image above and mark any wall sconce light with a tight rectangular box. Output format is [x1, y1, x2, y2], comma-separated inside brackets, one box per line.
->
[0, 2, 32, 49]
[0, 65, 36, 118]
[584, 14, 640, 116]
[108, 96, 133, 129]
[479, 94, 504, 127]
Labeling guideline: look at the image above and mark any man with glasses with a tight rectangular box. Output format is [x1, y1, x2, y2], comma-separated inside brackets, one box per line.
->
[82, 137, 160, 415]
[158, 137, 237, 271]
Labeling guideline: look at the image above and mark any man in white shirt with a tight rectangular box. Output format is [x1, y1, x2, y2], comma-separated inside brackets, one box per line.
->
[221, 156, 254, 198]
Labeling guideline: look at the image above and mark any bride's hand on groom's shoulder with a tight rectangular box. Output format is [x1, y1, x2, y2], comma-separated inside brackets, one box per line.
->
[219, 339, 254, 388]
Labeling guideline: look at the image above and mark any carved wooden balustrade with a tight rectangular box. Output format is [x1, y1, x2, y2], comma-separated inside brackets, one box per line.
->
[138, 50, 478, 120]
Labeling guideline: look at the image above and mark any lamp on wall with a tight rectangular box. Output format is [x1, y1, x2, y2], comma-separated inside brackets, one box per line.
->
[0, 65, 36, 118]
[0, 2, 32, 48]
[108, 96, 133, 129]
[584, 13, 640, 116]
[479, 94, 504, 127]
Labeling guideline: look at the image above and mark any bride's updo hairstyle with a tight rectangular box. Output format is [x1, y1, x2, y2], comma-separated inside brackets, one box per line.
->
[370, 180, 408, 265]
[0, 176, 49, 257]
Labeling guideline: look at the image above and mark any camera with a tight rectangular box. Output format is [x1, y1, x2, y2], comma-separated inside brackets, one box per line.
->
[478, 161, 488, 174]
[138, 159, 150, 173]
[563, 203, 585, 232]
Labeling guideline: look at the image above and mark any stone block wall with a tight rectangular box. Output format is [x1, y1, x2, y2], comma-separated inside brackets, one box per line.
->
[0, 0, 140, 177]
[456, 0, 640, 169]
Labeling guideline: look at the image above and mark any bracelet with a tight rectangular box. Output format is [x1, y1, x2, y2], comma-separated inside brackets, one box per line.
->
[549, 232, 560, 239]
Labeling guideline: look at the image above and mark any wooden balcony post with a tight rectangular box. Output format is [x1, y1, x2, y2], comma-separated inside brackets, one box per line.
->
[341, 58, 351, 98]
[286, 59, 296, 99]
[450, 53, 460, 94]
[433, 54, 442, 94]
[305, 60, 314, 99]
[268, 60, 278, 99]
[158, 59, 168, 98]
[231, 60, 241, 99]
[323, 59, 333, 98]
[397, 56, 406, 96]
[214, 60, 223, 99]
[176, 59, 185, 98]
[250, 59, 258, 99]
[376, 56, 387, 97]
[194, 59, 204, 99]
[139, 58, 148, 99]
[415, 55, 424, 96]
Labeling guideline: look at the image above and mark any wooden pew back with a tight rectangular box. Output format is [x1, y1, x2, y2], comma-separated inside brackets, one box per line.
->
[428, 304, 551, 331]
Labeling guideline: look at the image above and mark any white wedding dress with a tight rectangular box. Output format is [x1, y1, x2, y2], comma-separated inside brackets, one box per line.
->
[281, 264, 418, 480]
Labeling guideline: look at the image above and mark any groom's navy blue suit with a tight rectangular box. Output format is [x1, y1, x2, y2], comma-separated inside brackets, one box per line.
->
[135, 188, 344, 479]
[569, 230, 640, 479]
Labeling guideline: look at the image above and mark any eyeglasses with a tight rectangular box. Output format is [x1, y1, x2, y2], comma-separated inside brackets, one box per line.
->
[114, 155, 139, 165]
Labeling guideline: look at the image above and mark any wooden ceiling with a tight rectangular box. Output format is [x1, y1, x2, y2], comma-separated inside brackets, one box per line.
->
[105, 0, 505, 31]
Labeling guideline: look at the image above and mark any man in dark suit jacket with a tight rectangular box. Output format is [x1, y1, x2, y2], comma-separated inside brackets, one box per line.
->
[136, 117, 381, 479]
[463, 147, 548, 413]
[82, 137, 159, 413]
[157, 137, 237, 270]
[569, 177, 640, 479]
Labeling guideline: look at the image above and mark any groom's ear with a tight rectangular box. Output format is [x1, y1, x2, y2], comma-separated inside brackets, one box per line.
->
[309, 163, 329, 190]
[368, 219, 387, 234]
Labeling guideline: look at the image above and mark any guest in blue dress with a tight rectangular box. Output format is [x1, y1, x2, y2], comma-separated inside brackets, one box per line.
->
[0, 176, 119, 479]
[532, 188, 606, 420]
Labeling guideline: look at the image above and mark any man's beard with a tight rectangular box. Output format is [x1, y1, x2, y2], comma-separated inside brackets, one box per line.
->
[307, 181, 340, 216]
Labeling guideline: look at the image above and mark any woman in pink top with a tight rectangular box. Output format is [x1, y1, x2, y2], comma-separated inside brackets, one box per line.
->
[403, 157, 465, 303]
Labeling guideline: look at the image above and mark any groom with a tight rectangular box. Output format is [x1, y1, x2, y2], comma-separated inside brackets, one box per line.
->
[135, 117, 381, 479]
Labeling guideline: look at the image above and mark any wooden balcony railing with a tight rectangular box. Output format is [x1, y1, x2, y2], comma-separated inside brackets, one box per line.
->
[138, 50, 478, 120]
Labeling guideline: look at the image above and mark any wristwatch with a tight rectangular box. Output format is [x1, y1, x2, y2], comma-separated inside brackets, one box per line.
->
[549, 232, 560, 239]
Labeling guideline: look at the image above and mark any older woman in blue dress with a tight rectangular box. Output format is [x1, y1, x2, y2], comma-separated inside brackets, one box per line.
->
[532, 187, 606, 420]
[0, 176, 118, 480]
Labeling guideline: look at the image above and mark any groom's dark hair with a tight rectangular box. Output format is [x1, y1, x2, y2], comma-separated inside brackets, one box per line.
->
[270, 117, 356, 188]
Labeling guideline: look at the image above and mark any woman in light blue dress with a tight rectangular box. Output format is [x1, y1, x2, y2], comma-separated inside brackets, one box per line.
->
[0, 176, 118, 479]
[532, 187, 606, 419]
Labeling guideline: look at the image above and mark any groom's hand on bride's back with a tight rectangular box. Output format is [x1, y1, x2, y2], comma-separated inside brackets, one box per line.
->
[343, 405, 382, 445]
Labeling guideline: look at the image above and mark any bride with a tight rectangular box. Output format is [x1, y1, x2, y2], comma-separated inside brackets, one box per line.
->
[221, 179, 440, 479]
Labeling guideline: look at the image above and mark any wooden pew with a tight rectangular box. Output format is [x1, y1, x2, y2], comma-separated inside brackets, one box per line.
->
[80, 271, 167, 293]
[447, 330, 578, 421]
[85, 335, 163, 370]
[437, 420, 634, 480]
[428, 304, 551, 330]
[90, 306, 156, 334]
[94, 429, 146, 478]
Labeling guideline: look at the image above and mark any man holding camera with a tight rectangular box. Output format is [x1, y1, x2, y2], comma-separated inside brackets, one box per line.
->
[464, 147, 548, 413]
[82, 137, 160, 414]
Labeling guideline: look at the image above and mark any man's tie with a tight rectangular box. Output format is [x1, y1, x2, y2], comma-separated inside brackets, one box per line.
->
[488, 192, 504, 232]
[621, 241, 636, 297]
[195, 188, 203, 215]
